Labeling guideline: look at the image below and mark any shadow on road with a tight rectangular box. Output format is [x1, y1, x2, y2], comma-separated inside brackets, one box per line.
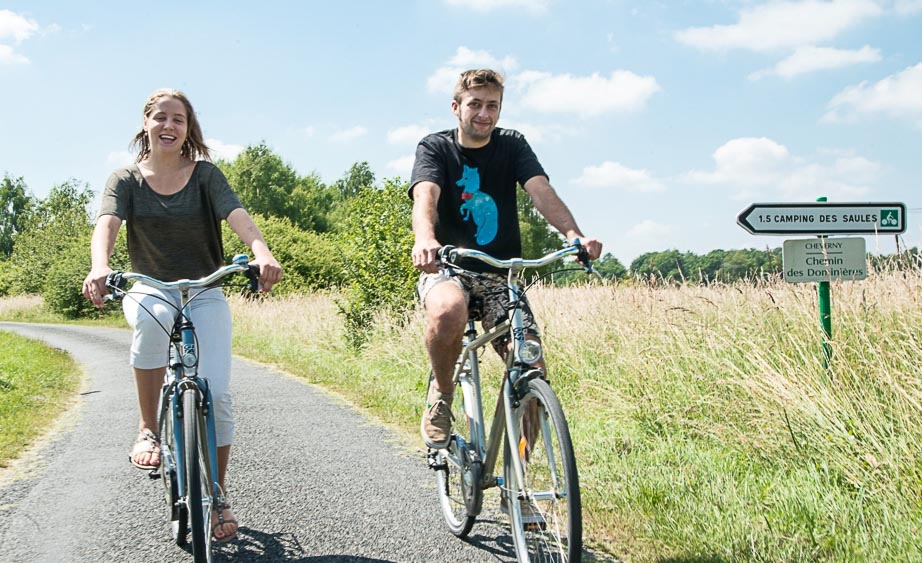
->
[210, 526, 394, 562]
[458, 516, 622, 562]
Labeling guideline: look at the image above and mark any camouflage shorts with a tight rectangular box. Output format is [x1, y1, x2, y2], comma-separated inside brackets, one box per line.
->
[417, 269, 540, 353]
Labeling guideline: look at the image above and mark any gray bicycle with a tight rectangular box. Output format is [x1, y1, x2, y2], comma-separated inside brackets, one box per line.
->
[106, 254, 258, 563]
[427, 242, 592, 563]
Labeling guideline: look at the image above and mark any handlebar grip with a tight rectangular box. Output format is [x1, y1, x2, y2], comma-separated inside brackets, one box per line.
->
[437, 245, 457, 264]
[105, 271, 127, 291]
[572, 239, 593, 271]
[246, 264, 260, 292]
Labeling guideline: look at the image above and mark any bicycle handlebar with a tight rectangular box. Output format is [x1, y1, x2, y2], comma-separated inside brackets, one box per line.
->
[438, 241, 593, 273]
[105, 254, 260, 296]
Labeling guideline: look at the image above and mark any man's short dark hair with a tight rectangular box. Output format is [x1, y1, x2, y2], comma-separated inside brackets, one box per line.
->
[454, 69, 504, 102]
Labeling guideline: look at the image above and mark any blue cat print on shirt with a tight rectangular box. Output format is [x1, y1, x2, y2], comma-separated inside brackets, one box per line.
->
[457, 164, 498, 245]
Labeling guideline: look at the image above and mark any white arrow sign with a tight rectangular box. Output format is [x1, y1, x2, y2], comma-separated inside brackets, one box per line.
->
[737, 202, 906, 235]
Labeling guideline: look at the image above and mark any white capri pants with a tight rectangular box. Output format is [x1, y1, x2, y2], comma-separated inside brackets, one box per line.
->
[123, 283, 235, 446]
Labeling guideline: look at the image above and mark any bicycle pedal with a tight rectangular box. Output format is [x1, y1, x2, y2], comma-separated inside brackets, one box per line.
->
[427, 457, 448, 472]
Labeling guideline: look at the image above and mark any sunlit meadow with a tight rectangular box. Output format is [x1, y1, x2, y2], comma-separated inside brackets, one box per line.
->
[229, 267, 922, 561]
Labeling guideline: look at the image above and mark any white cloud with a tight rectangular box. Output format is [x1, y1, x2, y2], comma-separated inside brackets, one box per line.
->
[683, 137, 791, 187]
[107, 150, 135, 168]
[573, 161, 665, 192]
[777, 159, 875, 199]
[301, 126, 316, 138]
[895, 0, 922, 15]
[606, 32, 619, 53]
[386, 154, 415, 178]
[515, 70, 660, 117]
[443, 0, 550, 13]
[387, 124, 429, 145]
[426, 47, 518, 94]
[749, 45, 881, 80]
[0, 10, 38, 65]
[823, 62, 922, 126]
[330, 126, 368, 143]
[206, 138, 244, 161]
[627, 220, 673, 239]
[0, 9, 39, 43]
[682, 137, 880, 200]
[499, 119, 577, 145]
[674, 0, 882, 52]
[0, 43, 28, 64]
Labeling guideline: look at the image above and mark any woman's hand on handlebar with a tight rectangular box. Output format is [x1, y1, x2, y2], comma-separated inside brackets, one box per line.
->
[82, 266, 113, 308]
[250, 253, 282, 292]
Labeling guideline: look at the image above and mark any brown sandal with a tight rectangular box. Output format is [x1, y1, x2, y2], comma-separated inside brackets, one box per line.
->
[128, 430, 160, 470]
[211, 501, 238, 543]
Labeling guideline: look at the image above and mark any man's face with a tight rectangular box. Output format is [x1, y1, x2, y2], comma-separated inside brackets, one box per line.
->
[452, 86, 502, 145]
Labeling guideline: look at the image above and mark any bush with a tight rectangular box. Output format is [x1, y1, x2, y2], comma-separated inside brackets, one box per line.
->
[42, 230, 129, 319]
[43, 239, 98, 319]
[339, 178, 416, 348]
[222, 214, 346, 295]
[0, 260, 15, 297]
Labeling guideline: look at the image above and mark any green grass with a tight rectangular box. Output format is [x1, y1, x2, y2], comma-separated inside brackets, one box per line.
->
[5, 267, 922, 560]
[226, 272, 922, 561]
[0, 330, 81, 468]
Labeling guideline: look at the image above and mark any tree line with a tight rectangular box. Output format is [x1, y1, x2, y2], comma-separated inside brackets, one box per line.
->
[2, 143, 917, 342]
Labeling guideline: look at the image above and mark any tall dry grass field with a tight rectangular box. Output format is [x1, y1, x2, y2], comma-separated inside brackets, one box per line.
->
[219, 270, 922, 560]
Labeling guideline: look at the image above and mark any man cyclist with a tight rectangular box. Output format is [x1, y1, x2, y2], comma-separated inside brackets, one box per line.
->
[409, 68, 603, 452]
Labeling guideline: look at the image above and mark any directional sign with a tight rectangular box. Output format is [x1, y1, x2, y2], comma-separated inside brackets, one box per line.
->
[782, 237, 867, 283]
[737, 202, 906, 235]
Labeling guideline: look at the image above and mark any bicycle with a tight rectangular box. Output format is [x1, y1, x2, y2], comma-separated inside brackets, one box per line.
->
[105, 254, 258, 563]
[426, 242, 593, 562]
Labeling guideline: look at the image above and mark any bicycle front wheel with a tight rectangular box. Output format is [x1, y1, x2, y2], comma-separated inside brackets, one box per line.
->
[182, 389, 211, 563]
[504, 377, 582, 562]
[428, 369, 480, 537]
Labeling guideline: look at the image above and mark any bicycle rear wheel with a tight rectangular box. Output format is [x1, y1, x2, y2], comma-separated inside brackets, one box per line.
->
[428, 369, 480, 537]
[183, 389, 211, 563]
[504, 378, 582, 562]
[159, 394, 187, 546]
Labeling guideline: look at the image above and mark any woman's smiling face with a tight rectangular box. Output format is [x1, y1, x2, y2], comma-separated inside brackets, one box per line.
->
[143, 96, 188, 155]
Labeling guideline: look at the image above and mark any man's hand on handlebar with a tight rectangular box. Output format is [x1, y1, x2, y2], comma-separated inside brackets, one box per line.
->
[413, 238, 443, 274]
[572, 237, 603, 264]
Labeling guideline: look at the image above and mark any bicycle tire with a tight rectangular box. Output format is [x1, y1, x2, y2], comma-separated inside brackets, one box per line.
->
[429, 369, 480, 537]
[183, 389, 209, 563]
[159, 395, 187, 546]
[504, 377, 582, 562]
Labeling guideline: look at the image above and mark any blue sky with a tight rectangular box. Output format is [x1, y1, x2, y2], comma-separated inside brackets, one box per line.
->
[1, 1, 920, 266]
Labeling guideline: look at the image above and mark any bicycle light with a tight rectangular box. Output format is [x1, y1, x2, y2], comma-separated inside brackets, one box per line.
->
[517, 340, 543, 365]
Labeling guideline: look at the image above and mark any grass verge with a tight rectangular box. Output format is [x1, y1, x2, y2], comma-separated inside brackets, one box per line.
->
[0, 330, 81, 468]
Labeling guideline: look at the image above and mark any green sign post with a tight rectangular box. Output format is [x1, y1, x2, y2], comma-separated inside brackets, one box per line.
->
[815, 197, 833, 371]
[737, 198, 907, 373]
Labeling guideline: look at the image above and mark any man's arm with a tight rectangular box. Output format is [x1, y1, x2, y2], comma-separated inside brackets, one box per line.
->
[411, 181, 442, 273]
[523, 175, 603, 260]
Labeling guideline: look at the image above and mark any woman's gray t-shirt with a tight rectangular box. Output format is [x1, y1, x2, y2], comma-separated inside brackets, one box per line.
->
[97, 161, 242, 282]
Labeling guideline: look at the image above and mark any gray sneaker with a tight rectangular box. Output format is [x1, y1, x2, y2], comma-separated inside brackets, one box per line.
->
[500, 494, 547, 528]
[421, 391, 453, 449]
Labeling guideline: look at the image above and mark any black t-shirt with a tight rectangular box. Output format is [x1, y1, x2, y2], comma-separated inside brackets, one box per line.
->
[409, 127, 546, 271]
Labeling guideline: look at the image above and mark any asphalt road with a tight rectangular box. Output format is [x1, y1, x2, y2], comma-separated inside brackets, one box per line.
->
[0, 322, 546, 562]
